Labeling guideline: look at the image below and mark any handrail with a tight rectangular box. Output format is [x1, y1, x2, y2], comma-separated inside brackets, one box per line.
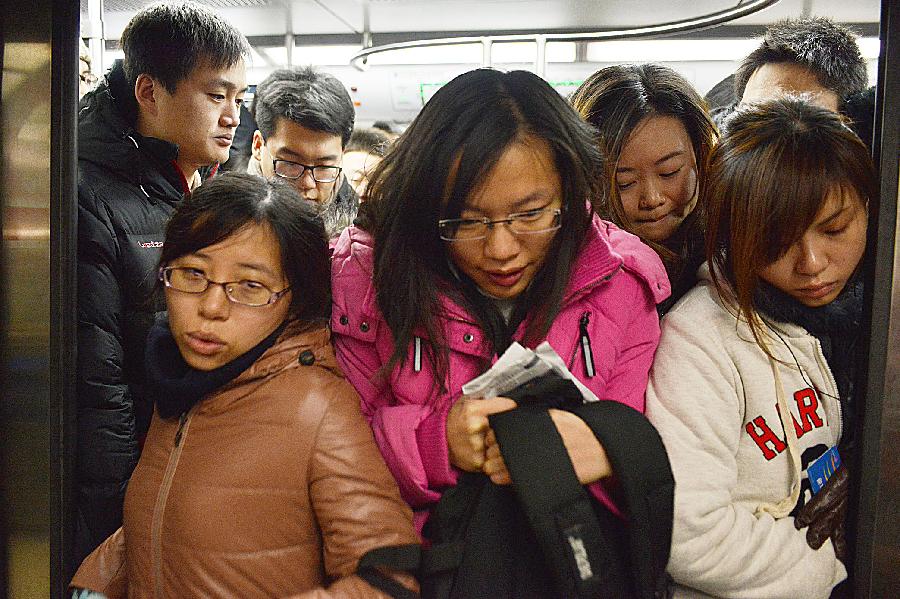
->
[349, 0, 781, 70]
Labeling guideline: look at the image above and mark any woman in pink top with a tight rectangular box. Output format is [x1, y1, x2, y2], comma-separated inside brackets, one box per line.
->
[331, 69, 670, 531]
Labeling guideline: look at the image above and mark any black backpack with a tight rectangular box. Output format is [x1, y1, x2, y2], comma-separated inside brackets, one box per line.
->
[359, 374, 674, 599]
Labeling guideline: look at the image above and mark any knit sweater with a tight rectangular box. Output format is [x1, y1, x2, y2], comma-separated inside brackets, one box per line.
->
[646, 265, 846, 599]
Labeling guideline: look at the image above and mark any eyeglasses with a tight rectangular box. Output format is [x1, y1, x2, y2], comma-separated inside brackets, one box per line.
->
[438, 207, 562, 242]
[272, 159, 342, 183]
[159, 266, 290, 307]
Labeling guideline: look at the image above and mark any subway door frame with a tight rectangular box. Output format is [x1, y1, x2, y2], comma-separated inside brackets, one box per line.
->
[0, 25, 6, 599]
[853, 0, 900, 596]
[50, 1, 80, 596]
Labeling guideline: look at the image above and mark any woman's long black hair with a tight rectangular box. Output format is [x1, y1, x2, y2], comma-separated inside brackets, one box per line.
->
[360, 69, 604, 396]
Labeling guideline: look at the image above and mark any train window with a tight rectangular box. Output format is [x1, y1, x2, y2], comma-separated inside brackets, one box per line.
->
[491, 41, 537, 64]
[366, 43, 483, 65]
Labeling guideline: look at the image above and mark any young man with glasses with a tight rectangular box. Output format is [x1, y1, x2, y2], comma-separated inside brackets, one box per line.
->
[75, 1, 250, 565]
[249, 66, 358, 238]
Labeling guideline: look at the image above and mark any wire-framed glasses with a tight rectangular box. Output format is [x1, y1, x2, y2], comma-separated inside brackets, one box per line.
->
[159, 267, 290, 307]
[438, 207, 562, 242]
[272, 159, 342, 183]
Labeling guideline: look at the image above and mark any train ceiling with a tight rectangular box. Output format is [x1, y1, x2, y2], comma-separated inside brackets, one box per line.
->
[83, 0, 881, 40]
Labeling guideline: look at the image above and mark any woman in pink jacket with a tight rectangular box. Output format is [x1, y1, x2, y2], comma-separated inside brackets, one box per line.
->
[331, 69, 670, 531]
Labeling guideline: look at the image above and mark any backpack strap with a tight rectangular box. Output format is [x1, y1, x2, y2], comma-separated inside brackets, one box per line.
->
[357, 544, 422, 599]
[489, 407, 627, 598]
[567, 401, 674, 599]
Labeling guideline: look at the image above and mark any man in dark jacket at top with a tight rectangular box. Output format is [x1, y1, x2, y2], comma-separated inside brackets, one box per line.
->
[248, 67, 359, 238]
[708, 17, 868, 129]
[76, 1, 249, 563]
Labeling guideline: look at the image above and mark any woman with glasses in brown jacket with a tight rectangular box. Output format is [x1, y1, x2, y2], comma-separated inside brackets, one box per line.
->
[71, 173, 418, 598]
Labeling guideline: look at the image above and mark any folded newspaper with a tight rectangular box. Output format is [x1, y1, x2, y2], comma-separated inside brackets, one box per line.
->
[461, 341, 599, 403]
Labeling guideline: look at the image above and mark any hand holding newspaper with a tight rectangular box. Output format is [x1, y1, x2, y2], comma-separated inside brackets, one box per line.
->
[461, 341, 598, 403]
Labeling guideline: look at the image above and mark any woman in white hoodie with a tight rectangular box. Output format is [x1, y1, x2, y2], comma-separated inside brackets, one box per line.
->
[646, 98, 877, 599]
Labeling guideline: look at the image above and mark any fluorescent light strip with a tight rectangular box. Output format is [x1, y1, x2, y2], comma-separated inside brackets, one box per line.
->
[585, 39, 759, 62]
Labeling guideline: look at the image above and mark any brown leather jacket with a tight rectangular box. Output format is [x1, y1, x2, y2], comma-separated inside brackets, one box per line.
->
[72, 321, 419, 598]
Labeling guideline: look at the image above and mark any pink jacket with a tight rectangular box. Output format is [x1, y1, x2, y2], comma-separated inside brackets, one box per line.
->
[331, 216, 670, 529]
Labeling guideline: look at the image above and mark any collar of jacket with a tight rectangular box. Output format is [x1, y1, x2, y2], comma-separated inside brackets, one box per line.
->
[697, 262, 817, 343]
[77, 60, 196, 202]
[321, 175, 360, 238]
[154, 318, 343, 419]
[147, 316, 288, 419]
[202, 319, 343, 414]
[236, 319, 341, 382]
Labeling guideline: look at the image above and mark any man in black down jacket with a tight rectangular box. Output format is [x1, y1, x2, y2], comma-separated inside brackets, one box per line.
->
[75, 2, 250, 563]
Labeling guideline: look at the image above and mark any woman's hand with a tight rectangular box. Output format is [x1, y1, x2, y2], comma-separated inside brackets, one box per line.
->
[548, 408, 612, 484]
[484, 429, 511, 485]
[482, 408, 613, 486]
[447, 396, 516, 472]
[794, 465, 849, 562]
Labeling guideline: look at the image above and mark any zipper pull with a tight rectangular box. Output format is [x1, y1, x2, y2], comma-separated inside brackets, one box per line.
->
[579, 312, 596, 378]
[174, 412, 188, 447]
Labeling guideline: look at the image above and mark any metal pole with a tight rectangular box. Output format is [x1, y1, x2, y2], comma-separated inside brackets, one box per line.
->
[285, 1, 294, 67]
[535, 35, 546, 78]
[363, 0, 372, 49]
[83, 0, 104, 73]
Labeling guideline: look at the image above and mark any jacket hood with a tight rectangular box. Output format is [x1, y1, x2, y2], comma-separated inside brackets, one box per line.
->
[564, 217, 670, 305]
[695, 262, 813, 342]
[78, 60, 187, 199]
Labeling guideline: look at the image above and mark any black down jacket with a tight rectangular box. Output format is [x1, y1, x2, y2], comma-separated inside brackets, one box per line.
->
[75, 60, 204, 564]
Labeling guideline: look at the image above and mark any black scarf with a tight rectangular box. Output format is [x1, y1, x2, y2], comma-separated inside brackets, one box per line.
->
[754, 277, 864, 437]
[658, 214, 706, 316]
[145, 317, 287, 419]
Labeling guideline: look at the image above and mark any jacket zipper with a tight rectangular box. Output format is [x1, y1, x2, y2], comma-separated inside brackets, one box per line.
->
[414, 336, 422, 372]
[578, 312, 596, 378]
[811, 338, 843, 440]
[563, 266, 619, 376]
[151, 410, 193, 599]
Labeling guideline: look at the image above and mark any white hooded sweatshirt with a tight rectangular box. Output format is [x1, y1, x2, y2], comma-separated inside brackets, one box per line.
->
[646, 265, 847, 599]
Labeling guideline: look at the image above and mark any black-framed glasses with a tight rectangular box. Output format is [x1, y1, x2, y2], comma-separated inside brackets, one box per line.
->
[272, 159, 342, 183]
[438, 207, 562, 242]
[159, 267, 290, 307]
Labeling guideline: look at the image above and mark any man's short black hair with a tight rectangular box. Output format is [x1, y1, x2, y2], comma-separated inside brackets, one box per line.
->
[734, 17, 867, 104]
[371, 120, 396, 135]
[121, 1, 250, 93]
[346, 127, 392, 155]
[251, 66, 355, 148]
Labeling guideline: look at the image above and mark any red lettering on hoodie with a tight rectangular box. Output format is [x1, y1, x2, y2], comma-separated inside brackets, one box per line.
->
[745, 416, 786, 461]
[793, 388, 823, 435]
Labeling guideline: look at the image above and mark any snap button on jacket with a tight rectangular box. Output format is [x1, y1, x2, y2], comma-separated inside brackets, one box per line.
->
[71, 321, 419, 598]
